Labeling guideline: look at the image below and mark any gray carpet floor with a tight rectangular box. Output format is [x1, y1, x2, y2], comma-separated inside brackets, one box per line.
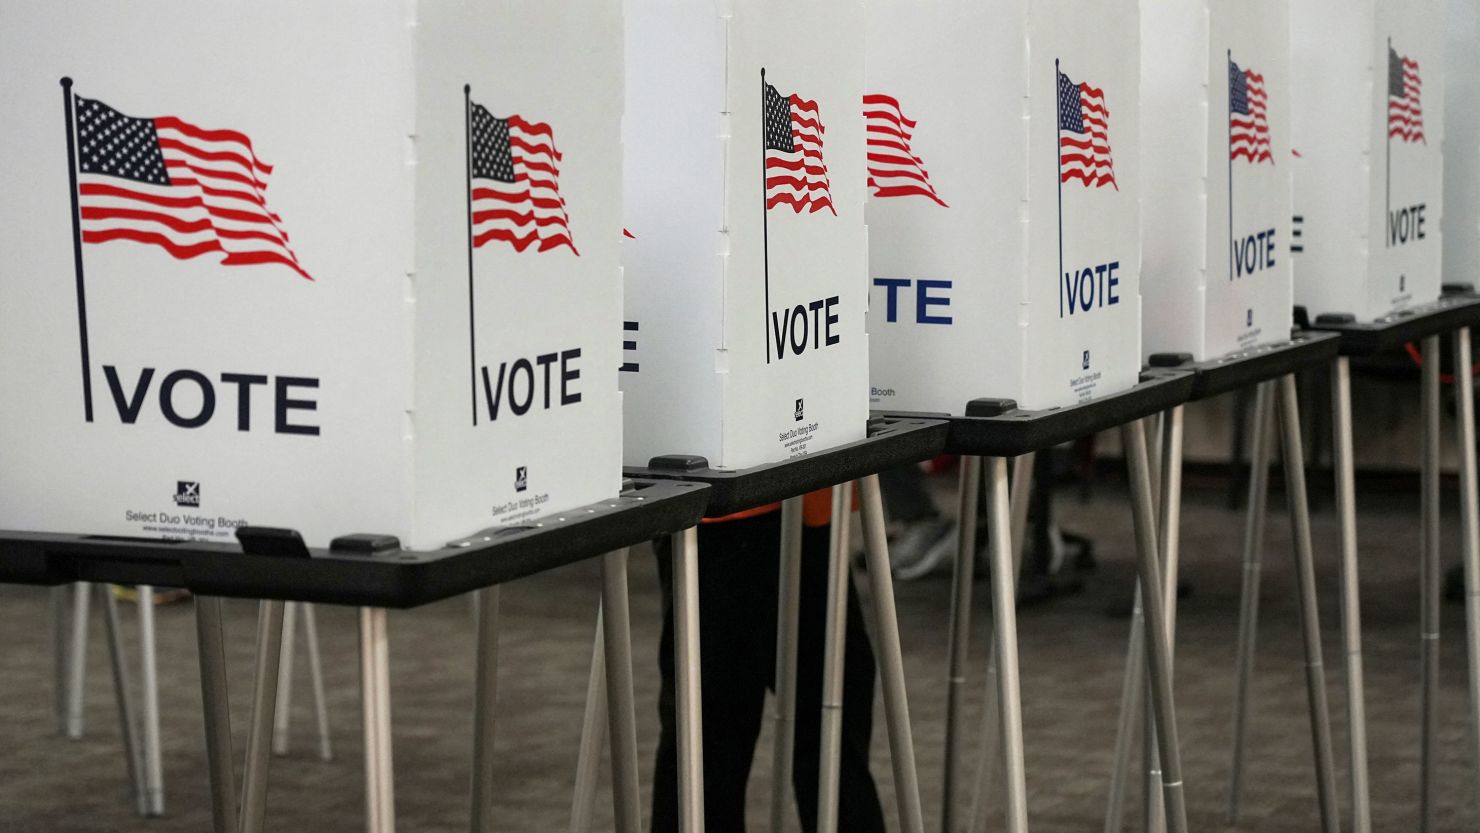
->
[1, 476, 1476, 832]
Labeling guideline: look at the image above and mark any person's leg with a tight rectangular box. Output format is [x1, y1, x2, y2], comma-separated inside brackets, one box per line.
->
[651, 515, 778, 833]
[787, 522, 886, 833]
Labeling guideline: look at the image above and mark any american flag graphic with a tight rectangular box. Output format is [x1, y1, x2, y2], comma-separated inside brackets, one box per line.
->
[469, 100, 577, 254]
[864, 94, 947, 207]
[764, 81, 835, 214]
[1229, 60, 1272, 164]
[1056, 69, 1117, 190]
[1388, 46, 1424, 143]
[71, 94, 311, 280]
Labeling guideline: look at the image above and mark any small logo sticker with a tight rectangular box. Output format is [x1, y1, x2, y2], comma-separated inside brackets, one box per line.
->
[514, 466, 528, 493]
[174, 481, 200, 507]
[1247, 308, 1254, 327]
[1082, 350, 1091, 370]
[794, 398, 805, 421]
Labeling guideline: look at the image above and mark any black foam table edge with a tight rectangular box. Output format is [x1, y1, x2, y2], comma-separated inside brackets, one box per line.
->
[625, 416, 950, 517]
[1304, 293, 1480, 357]
[1177, 331, 1342, 401]
[0, 479, 710, 609]
[881, 369, 1194, 457]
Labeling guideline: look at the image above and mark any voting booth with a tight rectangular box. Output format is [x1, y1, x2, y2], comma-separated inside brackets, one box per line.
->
[1444, 0, 1480, 283]
[1140, 0, 1294, 362]
[0, 2, 625, 550]
[621, 0, 869, 470]
[864, 0, 1142, 414]
[1291, 0, 1446, 322]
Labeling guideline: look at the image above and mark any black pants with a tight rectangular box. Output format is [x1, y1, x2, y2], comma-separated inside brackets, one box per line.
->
[650, 511, 885, 833]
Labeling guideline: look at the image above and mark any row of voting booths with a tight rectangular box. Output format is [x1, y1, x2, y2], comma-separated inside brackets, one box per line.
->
[0, 0, 1477, 832]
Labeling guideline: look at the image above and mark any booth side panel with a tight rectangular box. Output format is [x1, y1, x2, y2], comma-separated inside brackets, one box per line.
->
[1140, 0, 1212, 361]
[1023, 0, 1144, 410]
[408, 1, 625, 549]
[1444, 0, 1480, 286]
[620, 2, 728, 468]
[718, 0, 870, 469]
[1205, 0, 1295, 358]
[0, 2, 417, 547]
[865, 0, 1031, 415]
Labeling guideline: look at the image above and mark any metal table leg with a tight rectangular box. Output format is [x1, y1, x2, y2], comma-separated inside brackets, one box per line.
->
[138, 585, 165, 815]
[1145, 408, 1183, 833]
[241, 601, 287, 833]
[361, 607, 395, 833]
[966, 452, 1034, 833]
[302, 604, 334, 762]
[1419, 335, 1441, 833]
[195, 596, 239, 833]
[1331, 356, 1371, 833]
[66, 581, 90, 739]
[100, 583, 149, 816]
[274, 602, 299, 756]
[569, 609, 607, 833]
[671, 526, 705, 833]
[52, 586, 69, 735]
[859, 474, 926, 833]
[1227, 380, 1275, 822]
[1452, 327, 1480, 824]
[1121, 420, 1189, 833]
[816, 482, 855, 833]
[1104, 590, 1144, 833]
[770, 497, 805, 833]
[983, 457, 1029, 833]
[470, 588, 500, 833]
[602, 549, 643, 833]
[942, 455, 982, 833]
[1275, 374, 1341, 833]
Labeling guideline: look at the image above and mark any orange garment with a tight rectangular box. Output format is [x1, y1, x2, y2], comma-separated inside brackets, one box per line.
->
[700, 487, 852, 528]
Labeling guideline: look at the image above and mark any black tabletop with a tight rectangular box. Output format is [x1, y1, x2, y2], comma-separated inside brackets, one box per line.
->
[1305, 293, 1480, 357]
[0, 479, 710, 609]
[882, 368, 1195, 457]
[1167, 331, 1342, 402]
[625, 415, 950, 516]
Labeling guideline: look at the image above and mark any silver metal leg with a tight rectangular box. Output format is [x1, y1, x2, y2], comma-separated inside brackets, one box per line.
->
[240, 601, 287, 833]
[966, 452, 1035, 833]
[1121, 420, 1189, 833]
[942, 456, 982, 833]
[195, 596, 239, 833]
[100, 583, 149, 816]
[602, 549, 643, 833]
[65, 581, 90, 739]
[1331, 356, 1372, 833]
[569, 609, 607, 833]
[274, 602, 299, 756]
[770, 496, 806, 833]
[361, 607, 395, 833]
[470, 588, 500, 833]
[1275, 374, 1341, 833]
[816, 482, 855, 833]
[1227, 381, 1275, 823]
[1452, 327, 1480, 824]
[859, 474, 926, 833]
[981, 457, 1029, 833]
[1103, 591, 1144, 833]
[136, 585, 165, 816]
[52, 586, 69, 735]
[1419, 335, 1441, 833]
[302, 604, 333, 762]
[672, 526, 705, 833]
[1144, 408, 1183, 833]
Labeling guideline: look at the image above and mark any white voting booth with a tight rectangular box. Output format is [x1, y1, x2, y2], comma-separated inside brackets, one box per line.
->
[1291, 0, 1447, 322]
[0, 2, 625, 550]
[1444, 0, 1480, 283]
[865, 0, 1142, 414]
[1141, 0, 1294, 362]
[621, 1, 869, 470]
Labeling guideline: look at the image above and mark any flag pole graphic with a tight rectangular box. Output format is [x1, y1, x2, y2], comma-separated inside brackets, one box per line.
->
[762, 68, 773, 364]
[465, 83, 479, 425]
[1055, 60, 1065, 319]
[1228, 51, 1235, 282]
[60, 77, 94, 422]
